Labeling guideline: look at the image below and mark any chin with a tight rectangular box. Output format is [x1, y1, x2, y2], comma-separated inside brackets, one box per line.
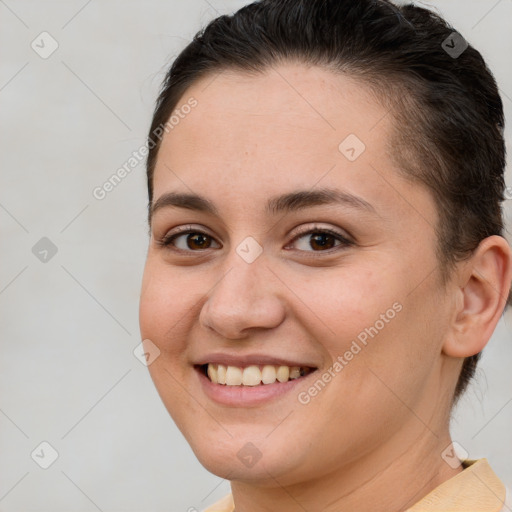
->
[188, 433, 307, 486]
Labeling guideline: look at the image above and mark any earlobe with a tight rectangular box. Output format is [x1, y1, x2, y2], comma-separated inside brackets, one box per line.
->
[443, 235, 512, 358]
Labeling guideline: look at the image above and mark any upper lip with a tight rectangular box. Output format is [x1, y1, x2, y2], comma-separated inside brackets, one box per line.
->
[193, 353, 318, 368]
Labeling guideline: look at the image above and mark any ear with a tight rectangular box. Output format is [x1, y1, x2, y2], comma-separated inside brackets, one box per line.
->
[443, 235, 512, 358]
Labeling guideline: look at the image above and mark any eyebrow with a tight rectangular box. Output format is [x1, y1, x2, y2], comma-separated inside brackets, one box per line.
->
[149, 187, 377, 221]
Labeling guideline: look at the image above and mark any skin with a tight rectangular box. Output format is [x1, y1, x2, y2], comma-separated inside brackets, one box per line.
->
[139, 63, 512, 512]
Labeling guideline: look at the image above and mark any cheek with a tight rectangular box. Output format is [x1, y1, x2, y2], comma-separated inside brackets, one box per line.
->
[139, 258, 198, 349]
[298, 265, 399, 349]
[139, 261, 199, 424]
[336, 281, 445, 416]
[305, 262, 439, 398]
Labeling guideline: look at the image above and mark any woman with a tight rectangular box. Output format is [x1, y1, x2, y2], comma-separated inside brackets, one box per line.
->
[138, 0, 512, 510]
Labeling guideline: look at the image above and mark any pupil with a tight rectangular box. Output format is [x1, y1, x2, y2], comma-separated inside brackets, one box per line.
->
[311, 233, 334, 250]
[188, 233, 209, 249]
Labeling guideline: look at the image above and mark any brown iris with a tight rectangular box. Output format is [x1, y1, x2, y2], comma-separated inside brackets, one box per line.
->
[309, 232, 336, 251]
[186, 233, 212, 250]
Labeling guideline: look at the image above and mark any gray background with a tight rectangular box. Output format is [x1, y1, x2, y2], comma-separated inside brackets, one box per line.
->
[0, 0, 511, 510]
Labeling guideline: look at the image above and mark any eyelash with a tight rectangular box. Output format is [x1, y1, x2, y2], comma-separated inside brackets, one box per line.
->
[157, 224, 354, 256]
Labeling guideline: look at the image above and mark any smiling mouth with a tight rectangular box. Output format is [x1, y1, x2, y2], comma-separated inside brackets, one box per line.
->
[198, 363, 316, 386]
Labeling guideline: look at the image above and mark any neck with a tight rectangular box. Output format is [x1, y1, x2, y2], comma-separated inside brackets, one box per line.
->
[230, 423, 463, 512]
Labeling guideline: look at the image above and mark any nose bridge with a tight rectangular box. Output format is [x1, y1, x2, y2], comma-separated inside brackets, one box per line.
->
[199, 245, 285, 338]
[215, 232, 270, 298]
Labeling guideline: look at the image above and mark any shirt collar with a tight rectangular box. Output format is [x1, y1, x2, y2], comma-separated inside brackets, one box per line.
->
[204, 458, 506, 512]
[406, 458, 506, 512]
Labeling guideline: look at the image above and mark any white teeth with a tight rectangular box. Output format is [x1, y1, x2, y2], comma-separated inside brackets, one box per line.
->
[207, 364, 217, 382]
[261, 365, 277, 384]
[276, 365, 290, 383]
[205, 364, 311, 386]
[289, 366, 301, 379]
[225, 366, 243, 385]
[242, 366, 262, 386]
[217, 364, 227, 385]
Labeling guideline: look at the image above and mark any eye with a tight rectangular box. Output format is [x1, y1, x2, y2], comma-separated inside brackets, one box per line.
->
[157, 224, 353, 254]
[158, 226, 220, 252]
[286, 226, 353, 253]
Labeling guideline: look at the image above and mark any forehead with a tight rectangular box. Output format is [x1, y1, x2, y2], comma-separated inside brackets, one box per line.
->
[155, 64, 393, 190]
[168, 63, 389, 152]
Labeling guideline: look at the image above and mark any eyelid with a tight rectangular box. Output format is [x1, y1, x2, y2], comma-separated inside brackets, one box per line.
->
[161, 224, 212, 238]
[287, 223, 354, 245]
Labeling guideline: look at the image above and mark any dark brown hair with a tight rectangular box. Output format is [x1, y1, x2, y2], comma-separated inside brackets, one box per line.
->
[145, 0, 511, 402]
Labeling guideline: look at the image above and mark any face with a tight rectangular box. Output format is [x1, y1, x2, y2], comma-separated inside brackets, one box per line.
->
[139, 64, 456, 486]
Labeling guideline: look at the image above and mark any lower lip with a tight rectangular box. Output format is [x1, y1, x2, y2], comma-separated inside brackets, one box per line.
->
[196, 367, 317, 407]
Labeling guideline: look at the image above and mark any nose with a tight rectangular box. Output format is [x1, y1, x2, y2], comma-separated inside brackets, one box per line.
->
[199, 254, 286, 340]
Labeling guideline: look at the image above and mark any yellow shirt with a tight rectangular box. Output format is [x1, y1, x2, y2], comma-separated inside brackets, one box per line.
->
[202, 459, 509, 512]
